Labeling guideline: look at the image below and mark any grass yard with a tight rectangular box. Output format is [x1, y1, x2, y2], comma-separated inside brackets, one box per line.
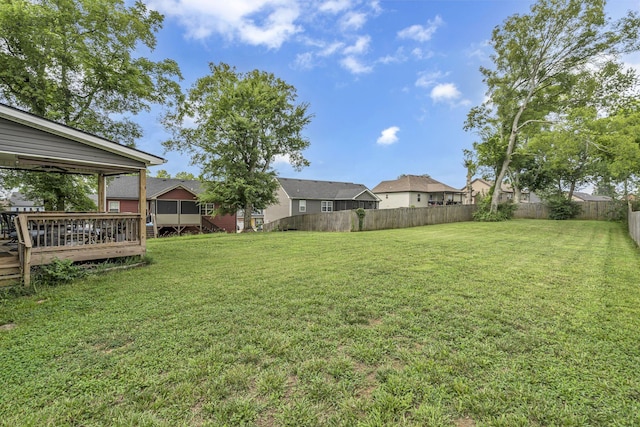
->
[1, 219, 640, 426]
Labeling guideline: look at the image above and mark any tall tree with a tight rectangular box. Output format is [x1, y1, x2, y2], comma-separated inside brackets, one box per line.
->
[163, 63, 313, 231]
[462, 149, 477, 204]
[465, 0, 640, 215]
[0, 0, 182, 210]
[526, 107, 600, 199]
[2, 172, 96, 211]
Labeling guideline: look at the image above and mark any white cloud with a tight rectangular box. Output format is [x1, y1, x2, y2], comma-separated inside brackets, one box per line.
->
[147, 0, 301, 49]
[411, 47, 434, 60]
[466, 40, 492, 61]
[415, 71, 446, 88]
[340, 56, 373, 74]
[429, 83, 472, 107]
[319, 0, 352, 14]
[377, 47, 407, 65]
[343, 35, 371, 55]
[376, 126, 400, 145]
[319, 41, 345, 57]
[430, 83, 461, 102]
[293, 52, 315, 69]
[340, 11, 367, 31]
[397, 15, 443, 42]
[369, 0, 382, 14]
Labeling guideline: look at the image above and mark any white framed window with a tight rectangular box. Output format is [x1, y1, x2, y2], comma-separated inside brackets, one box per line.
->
[299, 200, 306, 212]
[108, 201, 120, 213]
[321, 201, 333, 212]
[200, 203, 215, 215]
[417, 194, 421, 202]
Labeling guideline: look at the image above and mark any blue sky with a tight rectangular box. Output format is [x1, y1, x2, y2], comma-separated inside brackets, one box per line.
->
[134, 0, 640, 190]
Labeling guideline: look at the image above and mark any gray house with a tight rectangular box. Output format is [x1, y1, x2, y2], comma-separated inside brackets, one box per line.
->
[264, 177, 379, 224]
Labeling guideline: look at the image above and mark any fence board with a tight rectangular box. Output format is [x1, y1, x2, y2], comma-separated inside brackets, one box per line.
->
[629, 207, 640, 247]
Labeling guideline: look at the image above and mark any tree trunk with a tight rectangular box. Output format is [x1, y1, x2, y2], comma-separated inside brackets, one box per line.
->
[513, 186, 522, 203]
[491, 101, 529, 213]
[491, 158, 509, 212]
[465, 171, 473, 204]
[242, 203, 254, 232]
[568, 181, 576, 201]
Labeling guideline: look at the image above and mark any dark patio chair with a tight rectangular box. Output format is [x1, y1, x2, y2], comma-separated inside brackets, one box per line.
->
[1, 212, 18, 243]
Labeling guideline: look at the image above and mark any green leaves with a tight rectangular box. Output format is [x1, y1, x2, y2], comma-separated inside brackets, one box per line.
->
[466, 0, 640, 211]
[163, 62, 312, 230]
[0, 0, 183, 142]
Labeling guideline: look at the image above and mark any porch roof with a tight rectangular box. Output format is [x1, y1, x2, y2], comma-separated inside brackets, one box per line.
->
[0, 103, 165, 175]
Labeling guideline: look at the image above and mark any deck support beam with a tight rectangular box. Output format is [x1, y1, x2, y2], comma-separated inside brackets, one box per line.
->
[139, 170, 147, 251]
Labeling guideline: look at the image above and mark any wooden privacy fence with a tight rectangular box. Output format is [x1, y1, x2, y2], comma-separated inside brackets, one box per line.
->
[263, 205, 476, 232]
[515, 201, 617, 220]
[263, 201, 619, 233]
[628, 206, 640, 247]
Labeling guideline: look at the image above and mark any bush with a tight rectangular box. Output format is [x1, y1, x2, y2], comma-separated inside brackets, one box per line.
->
[354, 208, 366, 231]
[546, 196, 582, 220]
[35, 258, 86, 286]
[472, 196, 517, 222]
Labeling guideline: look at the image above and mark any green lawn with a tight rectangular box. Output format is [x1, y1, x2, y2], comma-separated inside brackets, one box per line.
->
[1, 220, 639, 426]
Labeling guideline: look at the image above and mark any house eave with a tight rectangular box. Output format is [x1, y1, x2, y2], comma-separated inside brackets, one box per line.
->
[0, 103, 165, 167]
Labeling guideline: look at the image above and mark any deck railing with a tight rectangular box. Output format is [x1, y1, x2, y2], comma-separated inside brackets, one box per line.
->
[19, 212, 141, 249]
[13, 212, 145, 286]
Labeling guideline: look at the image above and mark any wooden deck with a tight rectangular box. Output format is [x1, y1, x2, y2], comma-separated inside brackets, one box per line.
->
[1, 212, 146, 286]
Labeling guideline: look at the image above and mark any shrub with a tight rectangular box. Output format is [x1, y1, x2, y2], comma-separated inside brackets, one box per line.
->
[546, 196, 582, 220]
[472, 196, 517, 222]
[354, 208, 366, 231]
[36, 258, 86, 286]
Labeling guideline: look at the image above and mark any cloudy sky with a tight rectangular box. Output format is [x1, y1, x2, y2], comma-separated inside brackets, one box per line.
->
[134, 0, 640, 190]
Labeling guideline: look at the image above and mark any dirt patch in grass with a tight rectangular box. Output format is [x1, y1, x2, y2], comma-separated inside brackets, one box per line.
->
[455, 417, 476, 427]
[0, 323, 16, 331]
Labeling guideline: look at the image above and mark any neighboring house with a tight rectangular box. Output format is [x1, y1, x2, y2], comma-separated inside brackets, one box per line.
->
[571, 192, 612, 202]
[106, 176, 236, 234]
[7, 192, 45, 212]
[372, 174, 465, 209]
[264, 177, 379, 223]
[462, 178, 537, 204]
[237, 208, 265, 231]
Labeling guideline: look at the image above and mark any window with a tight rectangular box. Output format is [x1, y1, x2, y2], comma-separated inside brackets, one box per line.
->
[200, 203, 215, 215]
[181, 201, 199, 214]
[157, 200, 178, 214]
[108, 201, 120, 213]
[417, 194, 421, 202]
[321, 201, 333, 212]
[299, 200, 306, 212]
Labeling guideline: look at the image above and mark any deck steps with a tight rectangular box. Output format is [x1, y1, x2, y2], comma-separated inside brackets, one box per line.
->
[0, 274, 22, 286]
[0, 253, 21, 286]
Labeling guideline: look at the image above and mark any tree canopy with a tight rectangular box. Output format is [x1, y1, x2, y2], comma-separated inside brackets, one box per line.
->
[0, 0, 182, 211]
[163, 62, 313, 231]
[465, 0, 640, 215]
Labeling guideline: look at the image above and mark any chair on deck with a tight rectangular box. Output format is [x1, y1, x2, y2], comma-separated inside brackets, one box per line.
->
[1, 212, 18, 243]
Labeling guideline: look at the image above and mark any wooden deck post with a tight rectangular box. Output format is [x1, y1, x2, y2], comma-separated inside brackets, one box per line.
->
[139, 169, 147, 249]
[98, 173, 106, 212]
[16, 214, 33, 287]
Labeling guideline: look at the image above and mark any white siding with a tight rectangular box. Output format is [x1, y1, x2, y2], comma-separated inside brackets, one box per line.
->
[264, 185, 291, 223]
[377, 192, 411, 209]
